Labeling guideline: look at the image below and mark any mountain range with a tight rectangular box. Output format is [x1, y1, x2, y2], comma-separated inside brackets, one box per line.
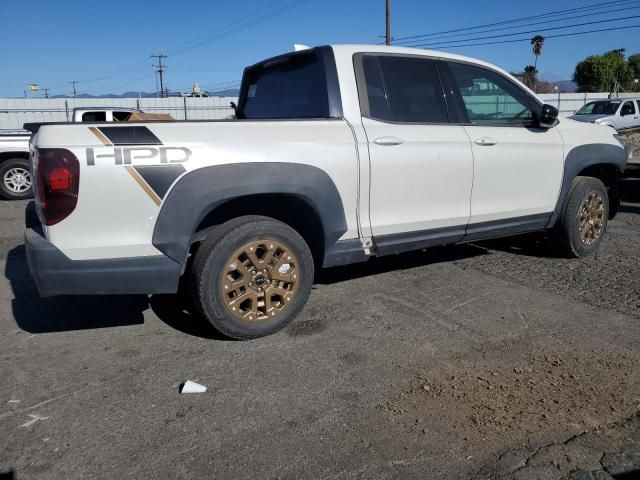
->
[47, 88, 240, 99]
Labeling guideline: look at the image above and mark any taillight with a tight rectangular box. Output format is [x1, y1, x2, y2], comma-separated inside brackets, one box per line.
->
[34, 148, 80, 226]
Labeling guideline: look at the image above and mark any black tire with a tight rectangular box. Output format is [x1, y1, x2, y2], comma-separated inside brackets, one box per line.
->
[556, 176, 609, 258]
[0, 158, 33, 200]
[191, 215, 314, 340]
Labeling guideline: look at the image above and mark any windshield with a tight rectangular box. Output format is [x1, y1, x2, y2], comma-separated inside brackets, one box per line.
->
[574, 101, 620, 116]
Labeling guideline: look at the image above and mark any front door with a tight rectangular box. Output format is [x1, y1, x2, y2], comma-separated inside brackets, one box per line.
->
[619, 100, 638, 130]
[356, 54, 474, 254]
[444, 61, 564, 236]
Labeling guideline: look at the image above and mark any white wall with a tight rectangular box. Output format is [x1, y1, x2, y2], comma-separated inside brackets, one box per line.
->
[0, 97, 237, 129]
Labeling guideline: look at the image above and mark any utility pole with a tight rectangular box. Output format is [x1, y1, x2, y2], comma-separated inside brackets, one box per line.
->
[152, 54, 168, 98]
[42, 88, 50, 99]
[611, 48, 625, 98]
[385, 0, 391, 45]
[69, 80, 78, 98]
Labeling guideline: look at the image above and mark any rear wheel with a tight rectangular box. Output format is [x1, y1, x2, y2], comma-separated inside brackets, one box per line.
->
[191, 215, 314, 340]
[0, 158, 33, 200]
[556, 176, 609, 257]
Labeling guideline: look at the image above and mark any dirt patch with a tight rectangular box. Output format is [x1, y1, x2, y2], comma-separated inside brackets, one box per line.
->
[380, 347, 640, 442]
[621, 129, 640, 163]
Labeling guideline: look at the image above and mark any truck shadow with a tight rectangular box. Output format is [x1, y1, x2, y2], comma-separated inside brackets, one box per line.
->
[4, 245, 147, 333]
[620, 177, 640, 204]
[316, 244, 486, 284]
[4, 243, 227, 339]
[148, 292, 229, 340]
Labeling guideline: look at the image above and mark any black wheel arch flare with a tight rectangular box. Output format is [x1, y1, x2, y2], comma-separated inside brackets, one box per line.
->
[548, 143, 627, 227]
[152, 162, 349, 265]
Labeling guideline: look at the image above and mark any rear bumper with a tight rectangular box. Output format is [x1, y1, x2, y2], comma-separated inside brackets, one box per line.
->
[24, 228, 181, 297]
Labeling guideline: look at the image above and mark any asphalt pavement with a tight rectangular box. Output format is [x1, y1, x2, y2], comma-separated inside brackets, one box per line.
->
[1, 180, 639, 480]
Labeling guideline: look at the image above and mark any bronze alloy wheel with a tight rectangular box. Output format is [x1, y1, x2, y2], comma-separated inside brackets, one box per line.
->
[220, 239, 299, 323]
[578, 191, 605, 246]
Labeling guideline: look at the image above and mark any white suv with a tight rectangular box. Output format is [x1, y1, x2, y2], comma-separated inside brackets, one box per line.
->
[25, 45, 627, 339]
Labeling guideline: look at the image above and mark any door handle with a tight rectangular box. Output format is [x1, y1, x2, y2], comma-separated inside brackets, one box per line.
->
[374, 136, 404, 146]
[474, 137, 498, 146]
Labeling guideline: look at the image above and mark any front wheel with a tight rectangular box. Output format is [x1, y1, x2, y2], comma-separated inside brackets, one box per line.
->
[191, 216, 314, 340]
[556, 176, 609, 257]
[0, 158, 33, 200]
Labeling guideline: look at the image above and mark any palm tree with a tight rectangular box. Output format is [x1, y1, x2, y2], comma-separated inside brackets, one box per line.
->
[530, 35, 545, 91]
[531, 35, 545, 69]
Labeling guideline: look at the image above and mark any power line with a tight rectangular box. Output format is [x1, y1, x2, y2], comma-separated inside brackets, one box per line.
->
[392, 3, 640, 45]
[90, 69, 155, 96]
[167, 0, 312, 57]
[41, 0, 310, 92]
[392, 0, 638, 43]
[408, 23, 640, 50]
[405, 14, 640, 48]
[166, 0, 290, 56]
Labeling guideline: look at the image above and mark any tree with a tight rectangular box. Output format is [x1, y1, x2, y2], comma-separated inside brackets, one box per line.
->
[531, 35, 545, 70]
[530, 35, 545, 91]
[523, 65, 538, 89]
[573, 49, 633, 93]
[629, 53, 640, 90]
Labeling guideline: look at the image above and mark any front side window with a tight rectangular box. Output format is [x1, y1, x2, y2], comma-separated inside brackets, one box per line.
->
[448, 62, 534, 126]
[621, 101, 636, 115]
[240, 53, 330, 119]
[361, 55, 449, 123]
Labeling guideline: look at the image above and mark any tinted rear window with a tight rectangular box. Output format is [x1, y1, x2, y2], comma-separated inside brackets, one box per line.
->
[240, 53, 330, 119]
[360, 55, 449, 123]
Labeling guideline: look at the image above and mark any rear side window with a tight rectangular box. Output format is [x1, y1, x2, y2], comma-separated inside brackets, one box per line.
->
[360, 55, 449, 123]
[81, 111, 106, 122]
[240, 53, 330, 119]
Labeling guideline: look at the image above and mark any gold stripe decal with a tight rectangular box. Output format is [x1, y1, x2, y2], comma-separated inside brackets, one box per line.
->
[89, 127, 113, 146]
[124, 165, 162, 206]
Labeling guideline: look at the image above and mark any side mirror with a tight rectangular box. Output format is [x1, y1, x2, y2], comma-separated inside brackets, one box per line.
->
[539, 104, 558, 128]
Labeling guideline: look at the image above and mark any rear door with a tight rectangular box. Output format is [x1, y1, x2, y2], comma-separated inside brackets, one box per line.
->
[355, 54, 474, 254]
[442, 61, 564, 237]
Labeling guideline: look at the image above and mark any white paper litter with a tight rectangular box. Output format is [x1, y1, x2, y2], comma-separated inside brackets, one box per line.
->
[180, 380, 207, 394]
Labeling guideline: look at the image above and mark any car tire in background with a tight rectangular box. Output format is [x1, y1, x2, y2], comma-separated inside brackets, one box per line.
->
[0, 158, 33, 200]
[556, 176, 609, 258]
[191, 215, 314, 340]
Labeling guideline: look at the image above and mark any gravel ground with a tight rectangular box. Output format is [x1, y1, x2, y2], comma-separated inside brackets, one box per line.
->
[621, 129, 640, 165]
[1, 180, 639, 480]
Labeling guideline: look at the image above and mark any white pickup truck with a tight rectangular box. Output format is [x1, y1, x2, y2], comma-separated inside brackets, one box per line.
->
[25, 45, 627, 339]
[1, 107, 143, 200]
[569, 98, 640, 132]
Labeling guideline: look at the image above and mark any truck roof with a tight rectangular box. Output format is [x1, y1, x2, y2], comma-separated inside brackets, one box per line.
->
[328, 44, 520, 79]
[72, 107, 138, 113]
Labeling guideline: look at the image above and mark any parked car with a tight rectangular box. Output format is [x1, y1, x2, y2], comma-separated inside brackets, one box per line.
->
[24, 45, 627, 339]
[0, 129, 32, 200]
[0, 107, 166, 200]
[569, 98, 640, 131]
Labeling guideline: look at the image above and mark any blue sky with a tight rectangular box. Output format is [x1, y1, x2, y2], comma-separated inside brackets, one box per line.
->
[0, 0, 638, 97]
